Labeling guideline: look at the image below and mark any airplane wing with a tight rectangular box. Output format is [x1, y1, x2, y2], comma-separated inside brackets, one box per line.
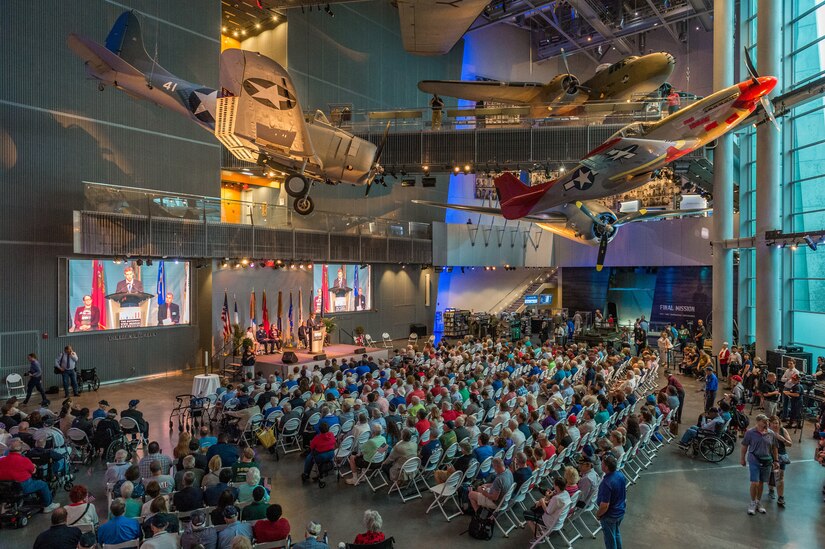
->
[561, 136, 702, 192]
[417, 80, 545, 104]
[412, 200, 568, 223]
[614, 207, 712, 225]
[397, 0, 490, 55]
[219, 48, 315, 159]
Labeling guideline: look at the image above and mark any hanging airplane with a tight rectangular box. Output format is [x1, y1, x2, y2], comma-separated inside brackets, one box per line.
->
[418, 51, 676, 117]
[415, 51, 778, 270]
[68, 10, 389, 215]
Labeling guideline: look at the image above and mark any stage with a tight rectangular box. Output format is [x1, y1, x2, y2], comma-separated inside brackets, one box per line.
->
[253, 343, 390, 377]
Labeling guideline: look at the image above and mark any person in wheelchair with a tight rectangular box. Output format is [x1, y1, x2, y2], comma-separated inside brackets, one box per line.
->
[93, 408, 122, 456]
[678, 407, 725, 450]
[0, 439, 60, 512]
[302, 421, 336, 482]
[27, 437, 70, 481]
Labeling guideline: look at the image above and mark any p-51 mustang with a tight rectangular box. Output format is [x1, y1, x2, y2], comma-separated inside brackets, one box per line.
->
[416, 52, 778, 270]
[68, 10, 388, 215]
[418, 51, 675, 118]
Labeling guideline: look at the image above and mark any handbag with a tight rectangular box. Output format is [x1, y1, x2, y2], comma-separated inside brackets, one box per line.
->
[256, 427, 276, 449]
[669, 421, 680, 436]
[778, 453, 791, 465]
[468, 514, 494, 540]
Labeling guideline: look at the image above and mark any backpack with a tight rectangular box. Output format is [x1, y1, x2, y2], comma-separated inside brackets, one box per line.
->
[468, 514, 494, 540]
[731, 409, 749, 430]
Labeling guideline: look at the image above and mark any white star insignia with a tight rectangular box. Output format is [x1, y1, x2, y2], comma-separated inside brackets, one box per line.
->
[193, 90, 217, 116]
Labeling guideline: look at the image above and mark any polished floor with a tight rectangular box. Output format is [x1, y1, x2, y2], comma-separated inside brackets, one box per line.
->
[6, 370, 824, 548]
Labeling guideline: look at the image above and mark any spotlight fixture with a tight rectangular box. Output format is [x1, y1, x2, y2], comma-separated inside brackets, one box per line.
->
[422, 165, 430, 174]
[307, 263, 313, 270]
[221, 259, 229, 268]
[255, 22, 261, 29]
[804, 235, 818, 251]
[445, 267, 453, 273]
[324, 3, 334, 16]
[790, 244, 798, 251]
[113, 257, 123, 265]
[233, 30, 239, 37]
[136, 259, 143, 266]
[241, 258, 249, 266]
[146, 259, 153, 266]
[463, 164, 471, 174]
[453, 166, 461, 174]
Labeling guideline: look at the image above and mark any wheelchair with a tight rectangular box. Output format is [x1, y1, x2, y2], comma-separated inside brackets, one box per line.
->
[103, 429, 141, 463]
[679, 429, 731, 463]
[29, 451, 74, 493]
[0, 481, 42, 529]
[79, 368, 100, 393]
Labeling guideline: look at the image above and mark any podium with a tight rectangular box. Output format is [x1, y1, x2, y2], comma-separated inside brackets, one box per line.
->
[311, 328, 326, 354]
[329, 286, 352, 312]
[106, 291, 154, 329]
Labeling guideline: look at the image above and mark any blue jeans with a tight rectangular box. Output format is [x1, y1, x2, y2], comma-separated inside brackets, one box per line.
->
[680, 426, 699, 446]
[20, 477, 52, 506]
[303, 450, 334, 476]
[600, 516, 623, 549]
[62, 369, 79, 397]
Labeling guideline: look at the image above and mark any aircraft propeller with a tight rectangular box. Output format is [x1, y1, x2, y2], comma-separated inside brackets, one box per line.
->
[365, 122, 392, 196]
[743, 49, 780, 132]
[574, 201, 616, 272]
[559, 49, 591, 95]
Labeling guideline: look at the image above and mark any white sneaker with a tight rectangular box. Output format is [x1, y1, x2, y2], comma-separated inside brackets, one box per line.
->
[346, 477, 360, 486]
[44, 503, 60, 513]
[747, 501, 756, 515]
[757, 502, 767, 514]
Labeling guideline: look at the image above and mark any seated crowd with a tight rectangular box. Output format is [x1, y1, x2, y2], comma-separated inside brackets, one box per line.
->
[1, 333, 669, 548]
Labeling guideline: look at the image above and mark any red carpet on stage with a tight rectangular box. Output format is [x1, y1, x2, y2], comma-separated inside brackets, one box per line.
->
[253, 344, 389, 377]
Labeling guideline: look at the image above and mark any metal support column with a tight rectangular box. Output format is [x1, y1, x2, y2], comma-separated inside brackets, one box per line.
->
[712, 0, 734, 356]
[755, 0, 782, 359]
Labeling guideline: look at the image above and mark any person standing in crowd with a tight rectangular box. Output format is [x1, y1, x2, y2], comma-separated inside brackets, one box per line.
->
[760, 372, 781, 418]
[657, 332, 673, 371]
[767, 416, 792, 507]
[700, 366, 718, 412]
[693, 320, 706, 351]
[23, 352, 49, 406]
[633, 324, 646, 357]
[595, 455, 626, 549]
[55, 345, 80, 398]
[782, 374, 803, 429]
[740, 414, 778, 515]
[718, 342, 731, 380]
[429, 94, 444, 130]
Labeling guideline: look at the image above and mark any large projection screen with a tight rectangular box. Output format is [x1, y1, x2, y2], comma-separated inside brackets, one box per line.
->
[313, 264, 372, 313]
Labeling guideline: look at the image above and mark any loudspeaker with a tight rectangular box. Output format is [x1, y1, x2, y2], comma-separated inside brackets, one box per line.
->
[422, 177, 437, 187]
[354, 347, 366, 354]
[401, 178, 416, 187]
[313, 354, 327, 361]
[282, 351, 298, 364]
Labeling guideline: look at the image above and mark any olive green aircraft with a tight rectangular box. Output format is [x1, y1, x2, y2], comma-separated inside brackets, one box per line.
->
[418, 51, 676, 118]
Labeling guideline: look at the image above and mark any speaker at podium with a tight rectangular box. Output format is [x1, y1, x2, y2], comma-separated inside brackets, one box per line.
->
[106, 291, 154, 328]
[311, 327, 326, 354]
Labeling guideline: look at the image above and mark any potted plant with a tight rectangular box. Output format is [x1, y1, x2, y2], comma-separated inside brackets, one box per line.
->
[354, 325, 365, 345]
[321, 317, 337, 344]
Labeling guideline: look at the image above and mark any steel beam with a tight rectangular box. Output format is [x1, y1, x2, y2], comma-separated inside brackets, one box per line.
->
[564, 0, 634, 55]
[643, 0, 684, 47]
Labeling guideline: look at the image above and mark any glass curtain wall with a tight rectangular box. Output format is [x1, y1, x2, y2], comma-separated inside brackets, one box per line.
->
[740, 0, 825, 357]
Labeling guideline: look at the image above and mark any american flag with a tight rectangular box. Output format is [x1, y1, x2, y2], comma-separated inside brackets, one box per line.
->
[221, 291, 231, 342]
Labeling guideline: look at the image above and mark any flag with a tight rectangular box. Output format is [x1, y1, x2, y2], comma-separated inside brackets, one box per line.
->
[221, 291, 231, 341]
[233, 295, 239, 325]
[262, 290, 270, 332]
[353, 265, 360, 311]
[91, 259, 107, 330]
[277, 291, 283, 332]
[298, 288, 304, 328]
[321, 264, 330, 314]
[287, 291, 294, 342]
[181, 262, 190, 324]
[250, 289, 256, 327]
[309, 288, 314, 318]
[156, 260, 166, 305]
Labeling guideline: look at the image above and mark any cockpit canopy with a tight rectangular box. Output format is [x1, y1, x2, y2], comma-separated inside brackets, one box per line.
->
[609, 121, 654, 140]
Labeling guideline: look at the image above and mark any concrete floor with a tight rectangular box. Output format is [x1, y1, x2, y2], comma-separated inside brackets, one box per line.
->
[6, 370, 824, 548]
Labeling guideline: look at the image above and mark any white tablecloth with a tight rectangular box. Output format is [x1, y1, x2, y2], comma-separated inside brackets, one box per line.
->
[192, 374, 220, 397]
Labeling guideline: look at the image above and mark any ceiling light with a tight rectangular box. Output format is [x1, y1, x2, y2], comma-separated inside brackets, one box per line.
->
[241, 29, 247, 36]
[454, 166, 461, 173]
[221, 26, 227, 33]
[233, 30, 239, 37]
[272, 15, 279, 22]
[255, 23, 261, 29]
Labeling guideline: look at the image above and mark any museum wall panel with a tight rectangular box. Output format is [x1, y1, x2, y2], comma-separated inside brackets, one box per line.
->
[0, 0, 220, 383]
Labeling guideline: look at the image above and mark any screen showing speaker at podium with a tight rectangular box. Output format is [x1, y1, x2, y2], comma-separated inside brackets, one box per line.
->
[67, 259, 191, 332]
[313, 264, 372, 313]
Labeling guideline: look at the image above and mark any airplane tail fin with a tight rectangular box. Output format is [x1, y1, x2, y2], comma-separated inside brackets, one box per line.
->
[105, 11, 171, 77]
[493, 172, 552, 219]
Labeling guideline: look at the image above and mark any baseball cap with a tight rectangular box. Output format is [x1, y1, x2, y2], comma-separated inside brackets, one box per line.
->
[190, 510, 207, 527]
[705, 366, 713, 371]
[128, 399, 140, 408]
[98, 400, 109, 406]
[567, 414, 577, 425]
[731, 375, 743, 382]
[445, 420, 455, 429]
[223, 505, 239, 519]
[306, 521, 322, 536]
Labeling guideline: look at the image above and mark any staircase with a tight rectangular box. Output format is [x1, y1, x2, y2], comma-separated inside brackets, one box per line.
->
[495, 269, 558, 315]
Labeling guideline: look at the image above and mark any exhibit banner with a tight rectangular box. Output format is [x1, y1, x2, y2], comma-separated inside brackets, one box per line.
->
[649, 266, 712, 327]
[313, 264, 371, 313]
[67, 259, 190, 333]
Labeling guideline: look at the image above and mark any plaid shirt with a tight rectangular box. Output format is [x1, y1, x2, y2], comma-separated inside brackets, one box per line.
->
[138, 452, 173, 480]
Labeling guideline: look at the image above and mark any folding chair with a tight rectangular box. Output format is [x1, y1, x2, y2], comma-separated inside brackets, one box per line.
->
[382, 333, 393, 348]
[253, 537, 292, 548]
[119, 416, 146, 450]
[242, 413, 264, 447]
[277, 418, 301, 455]
[413, 446, 442, 491]
[364, 334, 375, 347]
[528, 493, 576, 549]
[102, 540, 141, 549]
[353, 447, 388, 492]
[490, 483, 518, 537]
[264, 409, 283, 428]
[572, 486, 603, 539]
[506, 478, 534, 528]
[425, 469, 464, 521]
[387, 456, 422, 502]
[334, 435, 355, 478]
[343, 538, 395, 549]
[5, 373, 25, 398]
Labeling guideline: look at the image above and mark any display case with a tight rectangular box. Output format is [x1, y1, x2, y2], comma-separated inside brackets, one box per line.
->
[443, 308, 470, 338]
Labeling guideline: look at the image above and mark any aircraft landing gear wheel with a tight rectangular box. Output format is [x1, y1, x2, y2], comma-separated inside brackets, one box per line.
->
[285, 174, 309, 198]
[294, 196, 314, 215]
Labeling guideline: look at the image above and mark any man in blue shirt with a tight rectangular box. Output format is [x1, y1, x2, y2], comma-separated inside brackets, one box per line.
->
[23, 353, 49, 406]
[703, 366, 718, 412]
[97, 499, 140, 545]
[596, 455, 627, 549]
[217, 505, 254, 549]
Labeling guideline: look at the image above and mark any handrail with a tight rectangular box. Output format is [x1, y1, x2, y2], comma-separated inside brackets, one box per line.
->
[488, 271, 550, 315]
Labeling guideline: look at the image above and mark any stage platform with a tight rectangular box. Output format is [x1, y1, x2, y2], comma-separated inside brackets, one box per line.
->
[253, 344, 389, 377]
